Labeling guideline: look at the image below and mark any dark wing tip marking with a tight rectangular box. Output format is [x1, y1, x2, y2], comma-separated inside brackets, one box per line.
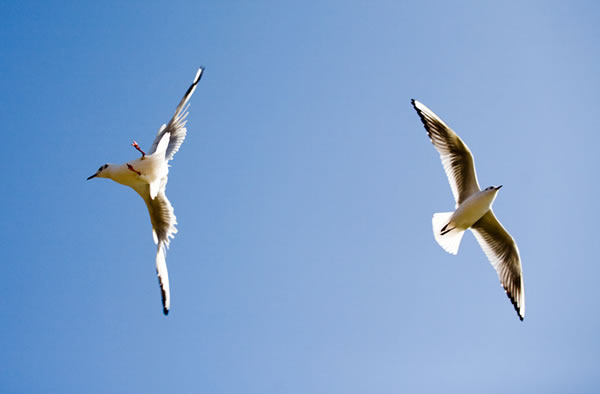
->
[410, 99, 423, 119]
[182, 67, 204, 99]
[502, 281, 524, 321]
[410, 99, 437, 142]
[195, 66, 205, 83]
[158, 269, 170, 316]
[179, 66, 205, 105]
[502, 277, 524, 321]
[159, 282, 169, 316]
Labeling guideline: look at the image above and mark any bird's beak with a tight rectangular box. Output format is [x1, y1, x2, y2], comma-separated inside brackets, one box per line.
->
[87, 173, 97, 180]
[496, 185, 503, 190]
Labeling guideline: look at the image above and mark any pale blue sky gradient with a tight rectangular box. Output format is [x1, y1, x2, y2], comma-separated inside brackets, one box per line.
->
[2, 1, 600, 392]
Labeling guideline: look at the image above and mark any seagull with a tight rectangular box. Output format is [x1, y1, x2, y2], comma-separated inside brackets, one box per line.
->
[87, 67, 204, 315]
[411, 99, 525, 321]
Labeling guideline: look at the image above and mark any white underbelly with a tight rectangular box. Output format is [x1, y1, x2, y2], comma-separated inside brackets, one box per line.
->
[451, 192, 494, 229]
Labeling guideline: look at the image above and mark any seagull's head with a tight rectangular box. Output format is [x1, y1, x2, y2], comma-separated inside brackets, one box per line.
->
[87, 164, 110, 180]
[484, 185, 503, 194]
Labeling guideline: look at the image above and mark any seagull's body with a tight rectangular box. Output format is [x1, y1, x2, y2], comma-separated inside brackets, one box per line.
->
[411, 99, 525, 320]
[88, 68, 204, 315]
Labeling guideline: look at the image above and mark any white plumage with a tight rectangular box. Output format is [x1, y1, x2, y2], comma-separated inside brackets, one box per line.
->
[88, 67, 204, 315]
[412, 99, 525, 321]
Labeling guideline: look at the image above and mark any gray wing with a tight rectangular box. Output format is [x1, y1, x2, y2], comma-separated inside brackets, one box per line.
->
[138, 182, 178, 315]
[412, 99, 480, 206]
[471, 210, 525, 321]
[148, 67, 204, 161]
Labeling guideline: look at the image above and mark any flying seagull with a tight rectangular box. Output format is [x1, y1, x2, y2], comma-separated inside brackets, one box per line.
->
[411, 99, 525, 320]
[88, 67, 204, 315]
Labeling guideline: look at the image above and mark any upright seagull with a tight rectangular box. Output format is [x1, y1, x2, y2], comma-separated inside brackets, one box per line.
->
[411, 99, 525, 321]
[87, 68, 204, 315]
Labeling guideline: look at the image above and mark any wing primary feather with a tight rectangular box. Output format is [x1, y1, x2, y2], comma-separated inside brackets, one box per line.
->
[148, 67, 204, 160]
[156, 242, 170, 315]
[139, 186, 178, 315]
[411, 99, 481, 205]
[471, 211, 525, 321]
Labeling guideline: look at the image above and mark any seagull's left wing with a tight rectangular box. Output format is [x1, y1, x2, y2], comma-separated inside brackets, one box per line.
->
[138, 183, 178, 315]
[471, 210, 525, 320]
[149, 67, 204, 161]
[156, 242, 170, 315]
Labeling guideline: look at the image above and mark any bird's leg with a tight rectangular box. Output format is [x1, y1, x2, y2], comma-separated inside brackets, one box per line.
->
[440, 226, 456, 235]
[127, 163, 142, 176]
[132, 141, 146, 158]
[440, 222, 455, 235]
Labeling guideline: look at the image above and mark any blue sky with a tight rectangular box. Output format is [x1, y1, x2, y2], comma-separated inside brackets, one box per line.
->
[2, 0, 600, 392]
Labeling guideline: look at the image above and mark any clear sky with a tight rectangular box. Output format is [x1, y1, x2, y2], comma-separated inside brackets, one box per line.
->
[1, 0, 599, 392]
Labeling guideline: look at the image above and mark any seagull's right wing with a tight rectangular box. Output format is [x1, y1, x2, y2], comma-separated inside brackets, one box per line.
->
[471, 210, 525, 321]
[411, 99, 480, 206]
[149, 67, 204, 161]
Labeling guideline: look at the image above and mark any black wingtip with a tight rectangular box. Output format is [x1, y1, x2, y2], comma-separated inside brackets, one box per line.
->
[411, 99, 431, 133]
[195, 66, 205, 84]
[183, 67, 205, 99]
[158, 273, 169, 316]
[411, 99, 421, 111]
[410, 99, 424, 115]
[503, 284, 524, 322]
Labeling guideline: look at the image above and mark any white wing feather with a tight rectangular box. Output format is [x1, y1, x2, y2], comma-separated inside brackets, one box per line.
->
[148, 67, 204, 161]
[471, 210, 525, 320]
[412, 99, 481, 206]
[136, 184, 178, 315]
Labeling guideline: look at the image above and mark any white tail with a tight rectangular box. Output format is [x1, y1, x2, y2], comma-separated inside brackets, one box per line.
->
[432, 212, 465, 255]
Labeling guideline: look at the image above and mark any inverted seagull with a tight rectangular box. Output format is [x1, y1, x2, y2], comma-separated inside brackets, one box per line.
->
[88, 68, 204, 315]
[411, 99, 525, 320]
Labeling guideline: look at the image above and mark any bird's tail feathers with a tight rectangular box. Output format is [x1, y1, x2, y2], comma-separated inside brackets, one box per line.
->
[432, 212, 465, 255]
[156, 242, 170, 315]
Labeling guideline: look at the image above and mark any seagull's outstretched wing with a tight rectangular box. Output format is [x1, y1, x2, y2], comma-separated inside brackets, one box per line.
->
[139, 183, 178, 315]
[471, 210, 525, 320]
[149, 67, 204, 161]
[156, 242, 170, 315]
[412, 99, 480, 206]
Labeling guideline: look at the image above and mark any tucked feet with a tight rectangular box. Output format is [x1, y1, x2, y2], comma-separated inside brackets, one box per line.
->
[127, 163, 142, 176]
[132, 141, 146, 157]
